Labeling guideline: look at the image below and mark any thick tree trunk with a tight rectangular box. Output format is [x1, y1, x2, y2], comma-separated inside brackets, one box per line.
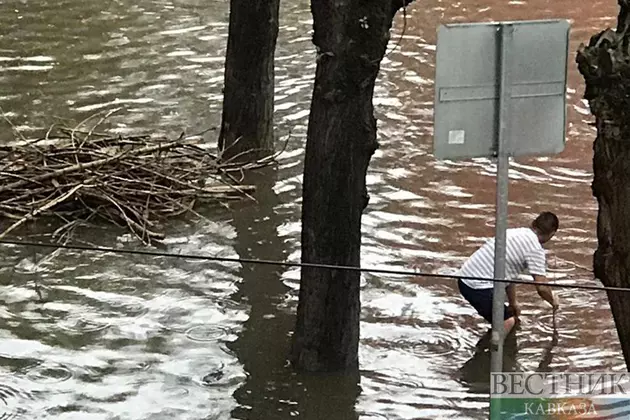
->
[577, 0, 630, 369]
[291, 1, 412, 372]
[218, 0, 280, 162]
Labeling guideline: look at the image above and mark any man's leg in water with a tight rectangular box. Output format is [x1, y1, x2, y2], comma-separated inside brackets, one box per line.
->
[475, 312, 516, 351]
[502, 301, 518, 335]
[459, 280, 517, 334]
[504, 315, 516, 334]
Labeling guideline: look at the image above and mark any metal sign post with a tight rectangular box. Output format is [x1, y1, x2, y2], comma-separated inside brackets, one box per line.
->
[432, 18, 570, 420]
[490, 23, 513, 377]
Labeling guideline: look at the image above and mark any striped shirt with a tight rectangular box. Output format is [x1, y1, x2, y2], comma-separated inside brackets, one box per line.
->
[459, 227, 547, 289]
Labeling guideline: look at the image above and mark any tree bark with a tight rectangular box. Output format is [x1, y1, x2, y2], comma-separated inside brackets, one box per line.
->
[291, 1, 412, 372]
[577, 0, 630, 369]
[218, 0, 280, 162]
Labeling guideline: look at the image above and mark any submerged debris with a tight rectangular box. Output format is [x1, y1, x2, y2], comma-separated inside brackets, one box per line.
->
[0, 109, 282, 244]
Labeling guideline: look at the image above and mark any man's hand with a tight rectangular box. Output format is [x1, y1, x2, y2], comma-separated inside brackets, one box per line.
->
[533, 274, 558, 309]
[552, 294, 560, 312]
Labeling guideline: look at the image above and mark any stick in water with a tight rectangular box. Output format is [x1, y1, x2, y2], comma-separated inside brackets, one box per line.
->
[552, 308, 559, 346]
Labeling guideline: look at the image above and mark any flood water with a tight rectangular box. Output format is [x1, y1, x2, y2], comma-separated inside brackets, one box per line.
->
[0, 0, 624, 418]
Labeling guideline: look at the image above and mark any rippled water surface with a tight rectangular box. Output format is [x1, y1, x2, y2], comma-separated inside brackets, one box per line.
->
[0, 0, 623, 418]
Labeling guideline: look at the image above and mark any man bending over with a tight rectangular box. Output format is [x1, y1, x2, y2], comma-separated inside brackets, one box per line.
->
[457, 211, 560, 334]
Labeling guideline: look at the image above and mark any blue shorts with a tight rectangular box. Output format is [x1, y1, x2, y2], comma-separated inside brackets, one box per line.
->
[458, 279, 514, 323]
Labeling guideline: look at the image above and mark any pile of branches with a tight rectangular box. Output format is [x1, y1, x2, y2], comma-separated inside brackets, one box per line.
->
[0, 110, 280, 244]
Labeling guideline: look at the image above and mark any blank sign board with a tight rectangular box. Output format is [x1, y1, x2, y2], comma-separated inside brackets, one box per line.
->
[433, 19, 570, 160]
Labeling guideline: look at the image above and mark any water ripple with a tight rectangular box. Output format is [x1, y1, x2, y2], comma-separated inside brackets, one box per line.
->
[184, 325, 230, 342]
[24, 362, 74, 384]
[58, 315, 111, 335]
[0, 0, 623, 418]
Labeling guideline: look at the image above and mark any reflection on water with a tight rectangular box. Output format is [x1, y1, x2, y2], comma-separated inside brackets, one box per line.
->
[0, 0, 624, 418]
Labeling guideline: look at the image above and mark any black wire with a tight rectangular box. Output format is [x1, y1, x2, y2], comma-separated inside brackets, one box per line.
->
[0, 238, 625, 293]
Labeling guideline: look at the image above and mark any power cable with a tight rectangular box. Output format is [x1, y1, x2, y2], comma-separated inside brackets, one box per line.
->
[0, 238, 623, 293]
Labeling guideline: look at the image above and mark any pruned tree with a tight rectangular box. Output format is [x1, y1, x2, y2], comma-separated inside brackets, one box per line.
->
[576, 0, 630, 368]
[291, 0, 414, 372]
[218, 0, 280, 162]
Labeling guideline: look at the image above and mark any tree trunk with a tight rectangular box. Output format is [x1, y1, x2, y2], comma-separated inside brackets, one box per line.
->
[218, 0, 280, 162]
[577, 0, 630, 368]
[291, 0, 413, 372]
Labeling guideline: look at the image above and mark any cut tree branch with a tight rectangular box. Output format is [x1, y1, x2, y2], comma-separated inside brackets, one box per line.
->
[0, 113, 278, 244]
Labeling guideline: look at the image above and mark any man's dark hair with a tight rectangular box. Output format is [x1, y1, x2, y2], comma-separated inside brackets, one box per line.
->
[532, 211, 559, 235]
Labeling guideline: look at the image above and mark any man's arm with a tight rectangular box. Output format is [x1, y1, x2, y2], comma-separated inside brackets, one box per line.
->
[525, 248, 558, 310]
[533, 274, 559, 309]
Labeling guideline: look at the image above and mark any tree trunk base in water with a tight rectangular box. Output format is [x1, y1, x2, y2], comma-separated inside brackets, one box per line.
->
[577, 0, 630, 369]
[291, 1, 411, 373]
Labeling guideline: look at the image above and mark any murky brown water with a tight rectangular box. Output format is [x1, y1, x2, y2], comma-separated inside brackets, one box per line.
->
[0, 0, 623, 418]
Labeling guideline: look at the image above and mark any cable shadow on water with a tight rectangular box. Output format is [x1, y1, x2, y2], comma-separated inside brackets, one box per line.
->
[226, 166, 361, 420]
